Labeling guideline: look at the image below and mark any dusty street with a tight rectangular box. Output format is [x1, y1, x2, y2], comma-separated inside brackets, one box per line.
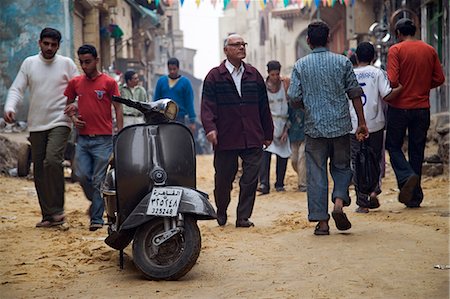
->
[0, 154, 449, 298]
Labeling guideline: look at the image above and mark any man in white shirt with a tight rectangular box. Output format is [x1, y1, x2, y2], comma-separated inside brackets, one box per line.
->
[349, 42, 402, 213]
[3, 27, 79, 228]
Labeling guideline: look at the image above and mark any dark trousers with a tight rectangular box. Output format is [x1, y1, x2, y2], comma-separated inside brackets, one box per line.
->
[213, 148, 262, 220]
[350, 129, 384, 208]
[259, 151, 288, 190]
[29, 126, 71, 220]
[385, 107, 430, 206]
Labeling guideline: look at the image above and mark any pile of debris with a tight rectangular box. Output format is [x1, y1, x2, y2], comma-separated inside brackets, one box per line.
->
[0, 135, 20, 175]
[423, 112, 449, 176]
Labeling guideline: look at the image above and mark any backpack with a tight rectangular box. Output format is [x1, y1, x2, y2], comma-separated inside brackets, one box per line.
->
[354, 142, 380, 195]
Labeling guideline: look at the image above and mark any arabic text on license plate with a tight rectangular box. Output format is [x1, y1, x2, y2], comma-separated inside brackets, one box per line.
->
[146, 188, 182, 217]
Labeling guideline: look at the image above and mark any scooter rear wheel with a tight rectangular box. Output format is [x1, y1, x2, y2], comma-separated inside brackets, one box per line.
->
[132, 215, 201, 280]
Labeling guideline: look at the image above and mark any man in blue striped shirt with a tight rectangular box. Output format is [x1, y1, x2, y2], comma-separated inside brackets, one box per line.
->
[288, 21, 368, 236]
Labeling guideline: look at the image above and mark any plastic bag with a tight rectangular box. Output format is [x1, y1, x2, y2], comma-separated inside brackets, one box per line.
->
[354, 142, 380, 195]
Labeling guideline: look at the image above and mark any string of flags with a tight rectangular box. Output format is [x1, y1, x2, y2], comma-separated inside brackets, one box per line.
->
[147, 0, 355, 9]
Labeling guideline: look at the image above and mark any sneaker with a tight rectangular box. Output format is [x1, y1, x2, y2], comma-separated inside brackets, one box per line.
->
[89, 223, 103, 231]
[399, 175, 419, 204]
[275, 186, 286, 192]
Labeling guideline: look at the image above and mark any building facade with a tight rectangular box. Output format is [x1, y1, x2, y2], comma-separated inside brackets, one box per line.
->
[218, 0, 448, 112]
[0, 0, 199, 119]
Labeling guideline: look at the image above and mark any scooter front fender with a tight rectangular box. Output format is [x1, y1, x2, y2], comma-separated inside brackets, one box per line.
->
[120, 186, 217, 231]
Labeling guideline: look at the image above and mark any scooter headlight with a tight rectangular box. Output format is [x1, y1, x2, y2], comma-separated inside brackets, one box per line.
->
[164, 101, 178, 121]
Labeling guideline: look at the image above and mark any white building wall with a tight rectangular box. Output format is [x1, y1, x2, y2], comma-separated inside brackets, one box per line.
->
[112, 0, 133, 59]
[219, 3, 310, 78]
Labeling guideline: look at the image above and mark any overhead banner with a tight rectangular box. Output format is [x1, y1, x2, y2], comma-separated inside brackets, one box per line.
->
[147, 0, 354, 9]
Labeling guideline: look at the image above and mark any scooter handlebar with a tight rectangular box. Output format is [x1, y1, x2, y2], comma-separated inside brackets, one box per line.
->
[112, 96, 153, 114]
[112, 96, 178, 121]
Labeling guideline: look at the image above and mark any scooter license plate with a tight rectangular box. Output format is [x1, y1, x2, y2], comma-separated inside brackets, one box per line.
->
[146, 187, 182, 217]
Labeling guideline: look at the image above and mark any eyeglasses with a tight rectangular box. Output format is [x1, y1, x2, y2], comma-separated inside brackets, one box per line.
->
[227, 42, 248, 48]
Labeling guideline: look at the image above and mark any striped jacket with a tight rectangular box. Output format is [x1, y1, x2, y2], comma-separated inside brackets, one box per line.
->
[287, 47, 363, 138]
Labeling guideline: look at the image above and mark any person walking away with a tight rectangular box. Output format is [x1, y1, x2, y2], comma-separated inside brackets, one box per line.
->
[386, 18, 445, 208]
[64, 44, 123, 231]
[287, 21, 368, 235]
[258, 60, 291, 194]
[119, 70, 148, 127]
[201, 34, 273, 228]
[287, 102, 307, 192]
[3, 27, 78, 227]
[350, 42, 403, 213]
[154, 57, 196, 132]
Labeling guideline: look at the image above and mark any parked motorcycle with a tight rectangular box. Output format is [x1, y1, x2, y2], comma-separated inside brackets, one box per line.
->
[102, 96, 216, 280]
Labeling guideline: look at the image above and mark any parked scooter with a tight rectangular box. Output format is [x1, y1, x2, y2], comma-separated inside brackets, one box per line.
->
[102, 96, 216, 280]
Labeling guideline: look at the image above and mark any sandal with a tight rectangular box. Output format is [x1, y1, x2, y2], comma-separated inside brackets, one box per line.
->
[35, 219, 65, 228]
[35, 214, 65, 228]
[331, 210, 352, 231]
[314, 222, 330, 235]
[89, 223, 103, 231]
[355, 206, 369, 213]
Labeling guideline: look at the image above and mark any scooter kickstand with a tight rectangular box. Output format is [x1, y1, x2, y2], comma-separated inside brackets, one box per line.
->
[119, 249, 124, 270]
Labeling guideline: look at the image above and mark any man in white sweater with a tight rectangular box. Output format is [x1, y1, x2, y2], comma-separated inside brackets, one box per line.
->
[3, 27, 78, 228]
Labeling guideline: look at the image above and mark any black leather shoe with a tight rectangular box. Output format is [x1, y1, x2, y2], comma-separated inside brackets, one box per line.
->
[236, 219, 254, 228]
[257, 185, 269, 195]
[217, 214, 227, 226]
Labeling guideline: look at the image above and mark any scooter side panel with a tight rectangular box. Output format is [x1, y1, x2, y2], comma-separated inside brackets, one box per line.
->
[158, 124, 196, 188]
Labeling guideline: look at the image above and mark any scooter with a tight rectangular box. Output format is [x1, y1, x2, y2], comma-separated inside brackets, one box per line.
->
[102, 96, 216, 280]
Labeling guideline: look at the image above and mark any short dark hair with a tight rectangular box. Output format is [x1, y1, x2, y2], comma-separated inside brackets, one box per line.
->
[395, 18, 416, 36]
[356, 42, 375, 63]
[307, 21, 329, 48]
[124, 70, 136, 83]
[167, 57, 179, 68]
[77, 44, 97, 58]
[267, 60, 281, 72]
[40, 27, 62, 43]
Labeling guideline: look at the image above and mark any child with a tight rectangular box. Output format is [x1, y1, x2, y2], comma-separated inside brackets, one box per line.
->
[350, 42, 402, 213]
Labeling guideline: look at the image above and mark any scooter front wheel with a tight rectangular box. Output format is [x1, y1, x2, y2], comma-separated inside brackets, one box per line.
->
[132, 215, 201, 280]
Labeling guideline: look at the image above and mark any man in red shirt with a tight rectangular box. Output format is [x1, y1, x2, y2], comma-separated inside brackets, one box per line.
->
[64, 44, 123, 231]
[386, 18, 445, 207]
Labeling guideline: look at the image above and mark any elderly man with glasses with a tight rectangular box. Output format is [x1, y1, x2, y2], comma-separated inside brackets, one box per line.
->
[201, 34, 274, 228]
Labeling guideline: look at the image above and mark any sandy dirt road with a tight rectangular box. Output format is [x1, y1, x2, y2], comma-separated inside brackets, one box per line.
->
[0, 154, 449, 298]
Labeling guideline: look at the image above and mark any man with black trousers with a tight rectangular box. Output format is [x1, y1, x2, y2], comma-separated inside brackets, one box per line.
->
[386, 18, 445, 208]
[201, 34, 273, 228]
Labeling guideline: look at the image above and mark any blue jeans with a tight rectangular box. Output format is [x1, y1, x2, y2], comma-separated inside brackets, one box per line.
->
[305, 134, 352, 221]
[75, 135, 113, 224]
[385, 107, 430, 206]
